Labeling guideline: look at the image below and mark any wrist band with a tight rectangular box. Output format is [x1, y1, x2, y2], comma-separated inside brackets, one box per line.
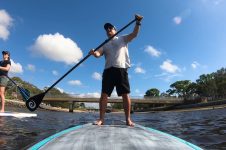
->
[136, 22, 141, 26]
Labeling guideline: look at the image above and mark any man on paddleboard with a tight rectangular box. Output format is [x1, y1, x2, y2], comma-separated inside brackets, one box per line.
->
[90, 14, 143, 126]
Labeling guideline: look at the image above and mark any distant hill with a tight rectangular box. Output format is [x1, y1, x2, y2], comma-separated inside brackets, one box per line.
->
[5, 76, 77, 108]
[6, 77, 42, 100]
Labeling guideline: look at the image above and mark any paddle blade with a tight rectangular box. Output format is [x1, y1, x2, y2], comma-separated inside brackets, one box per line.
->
[18, 87, 30, 101]
[26, 93, 45, 112]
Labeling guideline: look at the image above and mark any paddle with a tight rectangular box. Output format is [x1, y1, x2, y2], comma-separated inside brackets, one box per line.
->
[26, 15, 141, 111]
[6, 76, 30, 101]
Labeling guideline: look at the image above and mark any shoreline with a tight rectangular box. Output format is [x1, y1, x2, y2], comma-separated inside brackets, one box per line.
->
[137, 104, 226, 113]
[167, 104, 226, 112]
[4, 99, 86, 113]
[3, 99, 226, 113]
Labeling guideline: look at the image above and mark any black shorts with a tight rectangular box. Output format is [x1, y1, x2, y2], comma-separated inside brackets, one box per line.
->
[102, 67, 130, 97]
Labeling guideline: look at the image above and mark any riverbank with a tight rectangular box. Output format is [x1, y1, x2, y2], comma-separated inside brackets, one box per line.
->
[5, 99, 25, 108]
[4, 99, 86, 112]
[3, 99, 226, 113]
[167, 99, 226, 112]
[166, 103, 226, 112]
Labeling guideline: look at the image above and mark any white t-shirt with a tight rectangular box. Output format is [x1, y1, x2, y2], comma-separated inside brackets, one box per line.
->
[101, 35, 131, 69]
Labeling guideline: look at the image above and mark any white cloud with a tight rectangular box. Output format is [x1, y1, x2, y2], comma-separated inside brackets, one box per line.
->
[213, 0, 223, 5]
[27, 64, 35, 72]
[52, 70, 59, 76]
[135, 89, 140, 93]
[144, 45, 161, 57]
[110, 90, 118, 98]
[160, 59, 181, 73]
[134, 90, 145, 97]
[135, 66, 146, 74]
[173, 9, 191, 25]
[63, 92, 101, 108]
[157, 60, 183, 82]
[0, 9, 13, 41]
[75, 92, 100, 98]
[155, 73, 181, 82]
[68, 80, 82, 86]
[191, 61, 207, 70]
[74, 92, 101, 109]
[92, 72, 102, 80]
[202, 0, 224, 5]
[173, 16, 182, 25]
[56, 87, 64, 93]
[191, 61, 200, 69]
[9, 59, 23, 74]
[128, 74, 132, 79]
[30, 33, 83, 65]
[85, 103, 99, 109]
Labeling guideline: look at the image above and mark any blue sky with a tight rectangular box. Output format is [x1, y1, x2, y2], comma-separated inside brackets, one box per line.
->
[1, 0, 226, 98]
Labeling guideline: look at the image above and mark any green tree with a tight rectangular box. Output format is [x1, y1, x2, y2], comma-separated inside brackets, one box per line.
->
[160, 92, 168, 97]
[80, 103, 85, 108]
[214, 68, 226, 98]
[168, 80, 197, 99]
[145, 88, 160, 97]
[111, 103, 123, 109]
[166, 89, 176, 96]
[196, 73, 217, 98]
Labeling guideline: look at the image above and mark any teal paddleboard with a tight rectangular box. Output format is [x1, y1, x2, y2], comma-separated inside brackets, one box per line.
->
[29, 121, 202, 150]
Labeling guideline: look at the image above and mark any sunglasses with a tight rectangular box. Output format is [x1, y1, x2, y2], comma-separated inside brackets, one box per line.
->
[106, 26, 114, 31]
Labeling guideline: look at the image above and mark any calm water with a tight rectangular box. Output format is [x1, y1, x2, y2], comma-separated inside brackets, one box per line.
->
[0, 107, 226, 150]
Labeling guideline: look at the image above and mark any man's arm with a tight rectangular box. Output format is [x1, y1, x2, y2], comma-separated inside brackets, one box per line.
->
[0, 64, 11, 71]
[125, 14, 143, 43]
[89, 47, 103, 58]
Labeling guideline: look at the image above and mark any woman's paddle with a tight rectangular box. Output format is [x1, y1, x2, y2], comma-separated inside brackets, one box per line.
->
[6, 76, 30, 101]
[26, 15, 141, 111]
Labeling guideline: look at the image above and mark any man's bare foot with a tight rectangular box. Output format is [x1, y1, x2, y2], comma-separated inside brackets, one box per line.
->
[0, 109, 4, 113]
[126, 120, 135, 127]
[93, 119, 104, 126]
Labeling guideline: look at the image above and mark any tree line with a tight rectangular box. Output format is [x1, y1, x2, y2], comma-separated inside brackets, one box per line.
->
[145, 67, 226, 101]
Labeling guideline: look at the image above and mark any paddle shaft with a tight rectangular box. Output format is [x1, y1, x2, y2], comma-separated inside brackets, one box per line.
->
[45, 18, 137, 94]
[6, 75, 30, 101]
[6, 76, 19, 87]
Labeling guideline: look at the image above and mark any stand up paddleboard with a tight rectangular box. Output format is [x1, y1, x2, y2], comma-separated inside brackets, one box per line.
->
[0, 112, 37, 118]
[28, 121, 202, 150]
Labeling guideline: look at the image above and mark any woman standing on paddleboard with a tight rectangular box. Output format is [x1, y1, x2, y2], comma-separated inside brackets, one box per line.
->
[0, 51, 11, 112]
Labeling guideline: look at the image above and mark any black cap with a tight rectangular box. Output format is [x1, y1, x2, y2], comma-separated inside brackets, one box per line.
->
[2, 51, 10, 56]
[104, 23, 116, 30]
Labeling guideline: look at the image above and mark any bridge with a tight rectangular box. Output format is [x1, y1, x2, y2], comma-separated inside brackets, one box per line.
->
[42, 96, 184, 112]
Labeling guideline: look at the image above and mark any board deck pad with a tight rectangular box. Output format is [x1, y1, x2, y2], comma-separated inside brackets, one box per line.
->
[29, 120, 202, 150]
